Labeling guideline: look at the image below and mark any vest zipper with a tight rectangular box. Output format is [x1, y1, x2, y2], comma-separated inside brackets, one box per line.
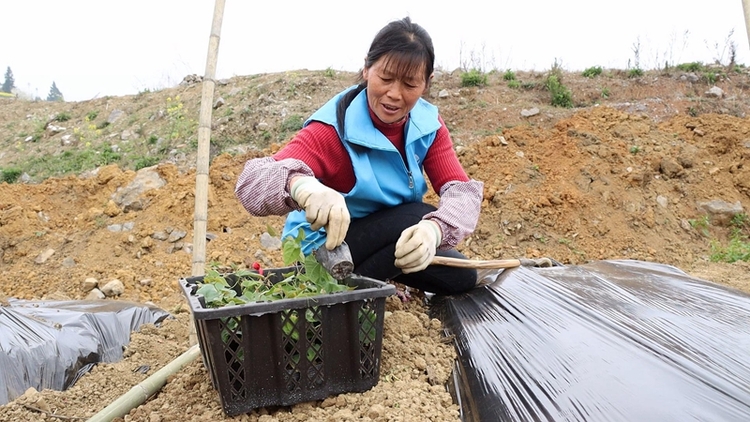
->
[407, 169, 414, 189]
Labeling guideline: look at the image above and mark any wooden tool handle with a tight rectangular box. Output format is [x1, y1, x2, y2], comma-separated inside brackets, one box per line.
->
[430, 256, 521, 269]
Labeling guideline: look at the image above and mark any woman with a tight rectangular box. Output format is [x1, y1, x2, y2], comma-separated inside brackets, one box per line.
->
[235, 17, 484, 295]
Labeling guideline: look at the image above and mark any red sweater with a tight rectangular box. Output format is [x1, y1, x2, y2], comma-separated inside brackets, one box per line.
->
[273, 109, 469, 194]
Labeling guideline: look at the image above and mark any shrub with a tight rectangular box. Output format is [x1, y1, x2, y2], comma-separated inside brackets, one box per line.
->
[54, 112, 72, 122]
[503, 70, 516, 81]
[461, 69, 487, 87]
[628, 68, 644, 78]
[545, 74, 573, 108]
[1, 167, 22, 184]
[676, 62, 704, 72]
[582, 66, 603, 78]
[134, 156, 160, 170]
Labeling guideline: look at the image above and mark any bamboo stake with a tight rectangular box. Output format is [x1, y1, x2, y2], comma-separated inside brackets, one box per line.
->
[742, 0, 750, 54]
[189, 0, 226, 346]
[85, 345, 201, 422]
[86, 7, 225, 419]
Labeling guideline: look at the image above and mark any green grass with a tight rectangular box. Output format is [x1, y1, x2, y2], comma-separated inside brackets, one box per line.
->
[710, 214, 750, 263]
[676, 62, 704, 72]
[280, 114, 304, 134]
[18, 143, 122, 180]
[461, 69, 488, 87]
[54, 112, 72, 122]
[628, 68, 644, 78]
[133, 156, 161, 170]
[1, 167, 22, 183]
[582, 66, 603, 78]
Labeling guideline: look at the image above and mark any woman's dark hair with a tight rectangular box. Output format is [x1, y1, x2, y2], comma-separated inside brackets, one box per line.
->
[335, 17, 435, 136]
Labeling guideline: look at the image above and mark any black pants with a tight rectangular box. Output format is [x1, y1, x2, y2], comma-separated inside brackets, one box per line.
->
[344, 202, 477, 295]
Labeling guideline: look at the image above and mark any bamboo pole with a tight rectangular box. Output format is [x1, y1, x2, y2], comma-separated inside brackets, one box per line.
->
[86, 5, 226, 420]
[742, 0, 750, 54]
[189, 0, 226, 345]
[85, 345, 201, 422]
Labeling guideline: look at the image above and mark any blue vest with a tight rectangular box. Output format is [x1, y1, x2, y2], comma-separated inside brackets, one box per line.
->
[283, 86, 441, 254]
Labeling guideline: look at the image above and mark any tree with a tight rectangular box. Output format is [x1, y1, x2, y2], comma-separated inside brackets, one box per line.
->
[1, 67, 14, 93]
[46, 81, 64, 102]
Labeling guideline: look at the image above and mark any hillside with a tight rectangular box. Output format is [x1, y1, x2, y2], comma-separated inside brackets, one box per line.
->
[1, 65, 749, 421]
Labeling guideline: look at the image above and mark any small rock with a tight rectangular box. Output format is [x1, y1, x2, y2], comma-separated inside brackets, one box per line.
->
[140, 278, 152, 286]
[498, 135, 508, 146]
[705, 86, 724, 98]
[107, 109, 125, 124]
[83, 277, 99, 292]
[101, 279, 125, 297]
[659, 158, 684, 178]
[86, 288, 106, 300]
[62, 257, 76, 268]
[152, 231, 169, 241]
[46, 124, 66, 134]
[168, 230, 187, 243]
[438, 89, 450, 98]
[697, 199, 744, 226]
[213, 97, 225, 109]
[368, 404, 386, 419]
[413, 356, 427, 371]
[60, 134, 74, 145]
[104, 200, 121, 217]
[107, 224, 123, 232]
[656, 195, 669, 208]
[35, 248, 55, 264]
[260, 232, 282, 250]
[521, 107, 540, 117]
[680, 72, 700, 83]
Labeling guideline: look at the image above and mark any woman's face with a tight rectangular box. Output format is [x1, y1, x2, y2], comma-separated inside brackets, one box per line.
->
[362, 56, 429, 124]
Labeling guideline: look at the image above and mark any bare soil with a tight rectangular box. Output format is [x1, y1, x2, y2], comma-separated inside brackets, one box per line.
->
[1, 65, 749, 421]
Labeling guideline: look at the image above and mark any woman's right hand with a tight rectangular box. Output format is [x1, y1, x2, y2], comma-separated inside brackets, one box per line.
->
[290, 177, 350, 250]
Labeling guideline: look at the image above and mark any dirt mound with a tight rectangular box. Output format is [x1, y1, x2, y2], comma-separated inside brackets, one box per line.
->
[1, 66, 749, 421]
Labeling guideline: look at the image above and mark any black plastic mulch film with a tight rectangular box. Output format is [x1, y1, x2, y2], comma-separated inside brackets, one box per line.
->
[431, 259, 750, 422]
[0, 300, 169, 405]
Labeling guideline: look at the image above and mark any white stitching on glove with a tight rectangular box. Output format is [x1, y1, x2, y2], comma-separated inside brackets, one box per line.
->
[394, 220, 441, 273]
[290, 177, 350, 250]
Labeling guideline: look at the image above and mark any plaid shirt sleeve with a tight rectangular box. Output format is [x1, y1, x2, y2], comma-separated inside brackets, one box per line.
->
[424, 179, 484, 250]
[234, 157, 314, 216]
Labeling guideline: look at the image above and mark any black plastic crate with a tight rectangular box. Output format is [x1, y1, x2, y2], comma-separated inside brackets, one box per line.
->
[179, 267, 396, 416]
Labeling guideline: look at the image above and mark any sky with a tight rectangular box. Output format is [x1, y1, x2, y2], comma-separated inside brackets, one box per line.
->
[3, 0, 749, 102]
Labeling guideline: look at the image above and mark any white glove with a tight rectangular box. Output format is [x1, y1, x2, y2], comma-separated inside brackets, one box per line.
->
[290, 177, 350, 250]
[394, 220, 441, 273]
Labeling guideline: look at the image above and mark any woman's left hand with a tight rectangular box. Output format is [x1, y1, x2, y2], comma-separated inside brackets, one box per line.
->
[394, 220, 441, 273]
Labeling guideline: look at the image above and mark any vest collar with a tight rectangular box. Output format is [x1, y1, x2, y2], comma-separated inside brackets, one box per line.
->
[344, 89, 440, 150]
